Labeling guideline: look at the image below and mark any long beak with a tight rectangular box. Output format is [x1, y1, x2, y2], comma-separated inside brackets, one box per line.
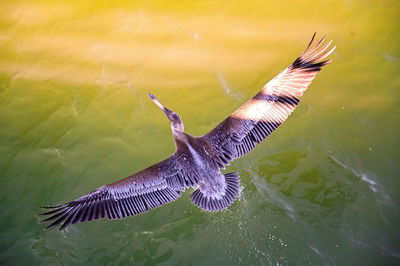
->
[149, 93, 170, 115]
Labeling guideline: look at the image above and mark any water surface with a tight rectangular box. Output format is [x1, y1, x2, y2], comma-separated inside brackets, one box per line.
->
[0, 0, 399, 265]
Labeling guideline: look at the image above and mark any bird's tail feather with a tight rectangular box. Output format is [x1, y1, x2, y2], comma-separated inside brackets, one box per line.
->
[190, 172, 240, 212]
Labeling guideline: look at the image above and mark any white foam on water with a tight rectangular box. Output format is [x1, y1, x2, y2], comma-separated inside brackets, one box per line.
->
[216, 73, 244, 101]
[126, 83, 145, 110]
[329, 154, 391, 204]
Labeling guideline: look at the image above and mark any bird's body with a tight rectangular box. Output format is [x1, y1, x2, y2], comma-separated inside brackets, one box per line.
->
[40, 34, 335, 230]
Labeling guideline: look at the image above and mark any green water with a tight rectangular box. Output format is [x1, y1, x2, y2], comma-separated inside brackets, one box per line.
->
[1, 0, 399, 265]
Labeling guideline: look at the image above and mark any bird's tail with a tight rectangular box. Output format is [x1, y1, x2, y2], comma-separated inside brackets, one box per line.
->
[190, 172, 240, 212]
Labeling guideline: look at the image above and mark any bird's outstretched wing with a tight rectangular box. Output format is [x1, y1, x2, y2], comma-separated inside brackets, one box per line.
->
[202, 34, 335, 168]
[40, 155, 190, 230]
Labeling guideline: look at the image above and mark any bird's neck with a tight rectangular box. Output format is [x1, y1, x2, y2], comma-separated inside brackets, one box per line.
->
[172, 130, 190, 151]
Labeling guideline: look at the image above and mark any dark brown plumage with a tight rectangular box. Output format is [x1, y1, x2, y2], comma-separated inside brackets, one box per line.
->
[39, 33, 335, 230]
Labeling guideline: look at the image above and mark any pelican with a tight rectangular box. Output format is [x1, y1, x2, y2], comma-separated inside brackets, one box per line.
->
[40, 34, 335, 230]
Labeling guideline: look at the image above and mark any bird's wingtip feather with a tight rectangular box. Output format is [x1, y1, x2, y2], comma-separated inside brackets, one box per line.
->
[40, 205, 64, 209]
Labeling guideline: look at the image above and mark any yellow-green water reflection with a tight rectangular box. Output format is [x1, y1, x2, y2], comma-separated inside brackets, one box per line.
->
[0, 0, 399, 265]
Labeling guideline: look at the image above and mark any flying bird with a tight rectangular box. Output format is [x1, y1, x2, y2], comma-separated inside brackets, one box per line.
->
[40, 33, 335, 230]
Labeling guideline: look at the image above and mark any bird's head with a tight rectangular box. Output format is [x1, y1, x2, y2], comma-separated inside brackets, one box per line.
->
[149, 93, 184, 133]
